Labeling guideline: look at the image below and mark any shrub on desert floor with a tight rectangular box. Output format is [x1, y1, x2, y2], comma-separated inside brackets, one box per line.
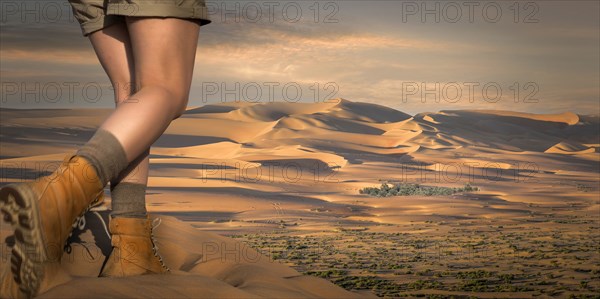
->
[359, 183, 479, 197]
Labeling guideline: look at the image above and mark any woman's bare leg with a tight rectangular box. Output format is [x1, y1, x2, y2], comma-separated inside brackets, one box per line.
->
[88, 23, 150, 187]
[99, 17, 200, 162]
[87, 18, 200, 215]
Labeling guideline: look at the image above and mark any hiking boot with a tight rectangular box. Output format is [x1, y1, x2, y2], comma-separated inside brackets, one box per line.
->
[99, 216, 169, 277]
[0, 153, 104, 297]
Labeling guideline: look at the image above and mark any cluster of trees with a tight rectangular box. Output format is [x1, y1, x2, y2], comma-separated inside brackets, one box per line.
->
[359, 183, 479, 197]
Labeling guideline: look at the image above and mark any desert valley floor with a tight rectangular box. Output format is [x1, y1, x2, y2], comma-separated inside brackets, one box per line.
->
[1, 99, 599, 298]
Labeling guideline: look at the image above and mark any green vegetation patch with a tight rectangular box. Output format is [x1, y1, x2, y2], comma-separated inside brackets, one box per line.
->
[359, 183, 479, 197]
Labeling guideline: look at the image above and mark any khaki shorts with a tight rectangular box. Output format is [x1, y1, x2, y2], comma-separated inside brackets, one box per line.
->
[68, 0, 211, 36]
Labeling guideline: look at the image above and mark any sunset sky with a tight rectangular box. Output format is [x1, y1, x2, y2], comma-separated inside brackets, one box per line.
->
[1, 0, 598, 115]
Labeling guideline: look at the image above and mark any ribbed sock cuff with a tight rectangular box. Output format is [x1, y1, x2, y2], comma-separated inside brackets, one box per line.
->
[110, 182, 148, 218]
[77, 128, 128, 185]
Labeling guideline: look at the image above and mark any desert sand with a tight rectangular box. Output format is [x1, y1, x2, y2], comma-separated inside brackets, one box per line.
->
[1, 99, 598, 298]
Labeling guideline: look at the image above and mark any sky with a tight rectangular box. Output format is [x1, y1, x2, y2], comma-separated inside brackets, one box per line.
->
[1, 0, 598, 115]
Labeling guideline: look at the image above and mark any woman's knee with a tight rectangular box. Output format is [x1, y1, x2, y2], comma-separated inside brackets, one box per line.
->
[133, 84, 189, 118]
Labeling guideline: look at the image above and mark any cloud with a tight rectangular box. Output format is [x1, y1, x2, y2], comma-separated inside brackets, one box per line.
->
[1, 1, 598, 115]
[0, 48, 97, 65]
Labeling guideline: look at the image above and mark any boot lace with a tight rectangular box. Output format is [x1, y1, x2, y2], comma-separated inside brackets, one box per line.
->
[150, 217, 170, 272]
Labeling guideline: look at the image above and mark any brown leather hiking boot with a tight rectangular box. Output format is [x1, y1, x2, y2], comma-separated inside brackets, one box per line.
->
[0, 153, 104, 298]
[99, 216, 169, 277]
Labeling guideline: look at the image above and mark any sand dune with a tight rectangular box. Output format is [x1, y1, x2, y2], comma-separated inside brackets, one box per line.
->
[1, 99, 598, 297]
[545, 140, 596, 154]
[443, 110, 580, 125]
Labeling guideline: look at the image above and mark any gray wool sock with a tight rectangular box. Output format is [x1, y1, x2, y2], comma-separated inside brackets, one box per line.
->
[76, 129, 129, 185]
[110, 182, 148, 218]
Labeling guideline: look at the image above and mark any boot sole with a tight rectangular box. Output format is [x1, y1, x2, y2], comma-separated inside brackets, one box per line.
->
[0, 183, 46, 298]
